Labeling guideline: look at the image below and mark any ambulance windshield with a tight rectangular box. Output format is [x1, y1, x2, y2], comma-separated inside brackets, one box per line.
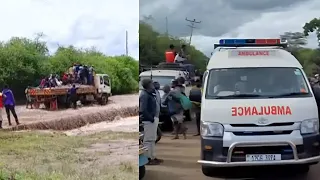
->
[205, 67, 311, 99]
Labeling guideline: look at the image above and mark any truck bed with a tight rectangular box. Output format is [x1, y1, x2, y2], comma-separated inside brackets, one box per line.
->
[27, 85, 96, 96]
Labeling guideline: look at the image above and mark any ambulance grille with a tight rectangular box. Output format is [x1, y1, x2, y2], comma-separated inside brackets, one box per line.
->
[232, 130, 292, 136]
[222, 145, 304, 156]
[230, 122, 294, 127]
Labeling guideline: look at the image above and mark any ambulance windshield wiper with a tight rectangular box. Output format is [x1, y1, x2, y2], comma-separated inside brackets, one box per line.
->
[269, 92, 309, 98]
[214, 94, 262, 99]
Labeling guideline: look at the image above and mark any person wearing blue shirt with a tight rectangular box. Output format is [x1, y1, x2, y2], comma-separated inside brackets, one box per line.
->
[2, 85, 19, 126]
[140, 78, 163, 165]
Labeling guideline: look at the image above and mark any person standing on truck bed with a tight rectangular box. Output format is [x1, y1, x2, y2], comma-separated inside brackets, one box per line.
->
[88, 66, 94, 85]
[175, 44, 188, 63]
[82, 65, 89, 84]
[2, 85, 19, 126]
[165, 44, 177, 63]
[140, 78, 163, 165]
[69, 84, 79, 109]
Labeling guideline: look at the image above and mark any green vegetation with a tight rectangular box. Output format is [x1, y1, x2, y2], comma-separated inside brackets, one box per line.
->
[0, 36, 139, 100]
[139, 21, 208, 71]
[139, 17, 320, 76]
[0, 131, 138, 180]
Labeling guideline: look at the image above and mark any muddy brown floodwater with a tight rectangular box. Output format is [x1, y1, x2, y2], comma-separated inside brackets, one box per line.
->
[64, 116, 138, 136]
[0, 94, 138, 128]
[144, 121, 320, 180]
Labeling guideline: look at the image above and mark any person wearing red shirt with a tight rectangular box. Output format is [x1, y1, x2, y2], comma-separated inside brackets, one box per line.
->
[165, 44, 177, 63]
[62, 73, 69, 85]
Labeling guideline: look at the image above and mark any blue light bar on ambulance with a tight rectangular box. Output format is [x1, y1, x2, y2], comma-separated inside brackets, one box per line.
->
[219, 39, 281, 45]
[214, 38, 287, 49]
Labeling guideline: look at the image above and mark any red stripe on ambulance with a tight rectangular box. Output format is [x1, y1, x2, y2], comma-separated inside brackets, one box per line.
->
[231, 106, 292, 116]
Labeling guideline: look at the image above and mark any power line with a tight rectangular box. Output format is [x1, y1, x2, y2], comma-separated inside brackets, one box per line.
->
[185, 18, 201, 45]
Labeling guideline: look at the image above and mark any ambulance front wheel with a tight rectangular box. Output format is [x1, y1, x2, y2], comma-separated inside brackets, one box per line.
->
[201, 166, 219, 177]
[296, 165, 309, 175]
[139, 165, 146, 179]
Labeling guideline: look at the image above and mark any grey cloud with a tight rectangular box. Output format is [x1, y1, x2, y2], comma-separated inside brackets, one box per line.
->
[140, 0, 311, 37]
[226, 0, 307, 10]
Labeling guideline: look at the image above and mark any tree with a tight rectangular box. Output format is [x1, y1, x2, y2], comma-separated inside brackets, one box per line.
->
[303, 18, 320, 46]
[139, 21, 208, 71]
[0, 37, 138, 101]
[280, 32, 307, 51]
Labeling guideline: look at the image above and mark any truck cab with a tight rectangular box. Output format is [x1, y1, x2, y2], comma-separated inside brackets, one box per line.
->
[139, 69, 189, 97]
[198, 39, 320, 176]
[93, 73, 111, 105]
[95, 73, 111, 95]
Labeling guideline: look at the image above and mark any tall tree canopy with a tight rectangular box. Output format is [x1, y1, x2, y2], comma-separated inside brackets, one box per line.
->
[303, 18, 320, 46]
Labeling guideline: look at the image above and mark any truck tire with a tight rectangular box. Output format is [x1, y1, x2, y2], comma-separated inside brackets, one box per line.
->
[100, 94, 108, 105]
[139, 165, 146, 179]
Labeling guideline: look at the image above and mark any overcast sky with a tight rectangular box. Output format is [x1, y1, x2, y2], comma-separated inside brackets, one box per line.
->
[0, 0, 139, 59]
[140, 0, 320, 56]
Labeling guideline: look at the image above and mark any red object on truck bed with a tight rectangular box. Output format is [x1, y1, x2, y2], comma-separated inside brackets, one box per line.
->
[27, 84, 96, 96]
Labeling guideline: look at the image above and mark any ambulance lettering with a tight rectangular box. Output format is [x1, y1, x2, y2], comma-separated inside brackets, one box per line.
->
[231, 106, 292, 116]
[238, 51, 269, 56]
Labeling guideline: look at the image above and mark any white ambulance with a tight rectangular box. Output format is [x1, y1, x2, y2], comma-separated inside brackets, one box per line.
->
[198, 39, 320, 176]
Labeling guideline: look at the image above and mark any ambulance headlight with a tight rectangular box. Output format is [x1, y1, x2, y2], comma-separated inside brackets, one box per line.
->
[300, 119, 319, 135]
[201, 122, 224, 137]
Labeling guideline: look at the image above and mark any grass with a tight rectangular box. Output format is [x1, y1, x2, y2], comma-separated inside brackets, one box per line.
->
[0, 131, 138, 180]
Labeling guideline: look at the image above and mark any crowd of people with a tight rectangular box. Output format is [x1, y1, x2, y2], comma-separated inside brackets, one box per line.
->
[139, 76, 202, 165]
[38, 63, 95, 88]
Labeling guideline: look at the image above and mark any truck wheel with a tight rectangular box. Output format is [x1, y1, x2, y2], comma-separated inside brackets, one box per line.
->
[100, 95, 108, 105]
[139, 165, 146, 179]
[44, 102, 50, 109]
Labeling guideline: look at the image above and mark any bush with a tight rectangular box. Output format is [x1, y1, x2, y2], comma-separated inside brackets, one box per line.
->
[0, 37, 138, 101]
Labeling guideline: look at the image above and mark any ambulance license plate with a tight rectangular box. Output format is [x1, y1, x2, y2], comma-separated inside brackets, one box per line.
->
[246, 154, 281, 162]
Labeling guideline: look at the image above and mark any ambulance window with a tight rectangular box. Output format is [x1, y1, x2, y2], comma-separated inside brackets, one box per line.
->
[205, 67, 311, 99]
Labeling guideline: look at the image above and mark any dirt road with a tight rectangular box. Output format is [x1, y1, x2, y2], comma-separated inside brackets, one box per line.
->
[144, 121, 320, 180]
[1, 94, 138, 127]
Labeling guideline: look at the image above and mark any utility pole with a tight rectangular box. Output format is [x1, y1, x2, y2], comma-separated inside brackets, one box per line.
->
[185, 18, 201, 45]
[125, 31, 128, 56]
[165, 16, 168, 36]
